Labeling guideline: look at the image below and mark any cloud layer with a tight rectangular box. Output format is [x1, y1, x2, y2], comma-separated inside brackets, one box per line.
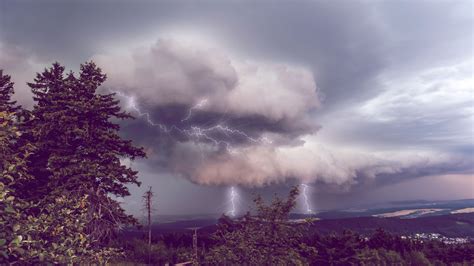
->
[92, 38, 470, 188]
[184, 138, 466, 188]
[1, 0, 472, 212]
[95, 39, 320, 122]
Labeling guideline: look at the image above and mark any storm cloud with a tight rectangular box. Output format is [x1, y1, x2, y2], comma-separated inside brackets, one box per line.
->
[94, 38, 320, 124]
[1, 0, 472, 213]
[89, 36, 472, 188]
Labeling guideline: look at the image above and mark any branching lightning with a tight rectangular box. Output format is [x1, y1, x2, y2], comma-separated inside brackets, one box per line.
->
[301, 184, 313, 214]
[108, 89, 272, 153]
[181, 98, 208, 122]
[111, 90, 313, 217]
[108, 89, 264, 217]
[112, 90, 171, 132]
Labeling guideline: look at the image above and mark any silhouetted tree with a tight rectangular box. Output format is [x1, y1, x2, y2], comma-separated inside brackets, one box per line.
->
[142, 186, 154, 263]
[0, 70, 28, 261]
[0, 70, 95, 263]
[0, 70, 20, 115]
[17, 62, 145, 244]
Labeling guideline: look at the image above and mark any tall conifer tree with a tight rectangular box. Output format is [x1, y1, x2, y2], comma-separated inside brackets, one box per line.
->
[20, 62, 145, 243]
[0, 70, 26, 262]
[0, 70, 19, 114]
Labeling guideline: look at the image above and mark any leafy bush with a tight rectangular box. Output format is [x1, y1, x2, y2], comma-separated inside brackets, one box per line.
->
[205, 187, 316, 265]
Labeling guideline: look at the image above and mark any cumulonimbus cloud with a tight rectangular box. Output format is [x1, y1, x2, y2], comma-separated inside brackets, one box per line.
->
[94, 38, 320, 122]
[92, 37, 468, 188]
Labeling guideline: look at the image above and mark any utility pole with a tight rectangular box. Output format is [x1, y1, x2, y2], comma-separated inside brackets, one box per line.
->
[143, 186, 153, 264]
[193, 228, 198, 265]
[188, 227, 200, 265]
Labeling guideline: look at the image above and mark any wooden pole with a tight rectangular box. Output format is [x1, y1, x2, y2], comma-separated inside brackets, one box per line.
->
[143, 186, 153, 264]
[193, 228, 198, 266]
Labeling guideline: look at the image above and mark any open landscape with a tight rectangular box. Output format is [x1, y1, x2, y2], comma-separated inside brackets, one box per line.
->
[1, 0, 473, 265]
[129, 199, 474, 238]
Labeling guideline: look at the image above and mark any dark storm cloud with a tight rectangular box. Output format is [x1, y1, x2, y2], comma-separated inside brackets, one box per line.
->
[1, 0, 472, 212]
[0, 0, 181, 63]
[2, 0, 385, 108]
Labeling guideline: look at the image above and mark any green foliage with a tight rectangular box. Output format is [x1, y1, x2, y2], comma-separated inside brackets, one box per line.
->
[2, 63, 474, 265]
[3, 194, 122, 263]
[0, 70, 20, 114]
[114, 197, 473, 266]
[1, 63, 145, 263]
[118, 238, 193, 265]
[403, 251, 431, 266]
[367, 228, 419, 252]
[17, 62, 145, 243]
[0, 116, 24, 261]
[0, 71, 34, 262]
[358, 248, 404, 265]
[0, 71, 100, 263]
[425, 240, 474, 264]
[205, 186, 316, 265]
[311, 230, 365, 265]
[306, 227, 474, 265]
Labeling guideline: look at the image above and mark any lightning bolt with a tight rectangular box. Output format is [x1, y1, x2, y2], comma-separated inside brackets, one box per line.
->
[111, 90, 313, 218]
[228, 186, 238, 217]
[301, 184, 313, 214]
[111, 90, 171, 131]
[108, 89, 272, 153]
[107, 89, 269, 218]
[181, 98, 208, 122]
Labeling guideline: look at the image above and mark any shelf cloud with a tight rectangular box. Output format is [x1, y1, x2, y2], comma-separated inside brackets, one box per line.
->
[91, 37, 472, 188]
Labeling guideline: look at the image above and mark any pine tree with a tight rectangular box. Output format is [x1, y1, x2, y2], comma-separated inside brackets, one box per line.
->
[18, 62, 146, 244]
[0, 70, 20, 114]
[0, 70, 21, 172]
[142, 186, 154, 264]
[0, 70, 27, 262]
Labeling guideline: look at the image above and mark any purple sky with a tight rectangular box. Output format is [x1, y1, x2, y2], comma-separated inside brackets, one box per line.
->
[0, 0, 472, 216]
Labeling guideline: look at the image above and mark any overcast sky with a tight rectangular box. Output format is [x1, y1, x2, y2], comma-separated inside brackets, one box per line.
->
[1, 0, 473, 216]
